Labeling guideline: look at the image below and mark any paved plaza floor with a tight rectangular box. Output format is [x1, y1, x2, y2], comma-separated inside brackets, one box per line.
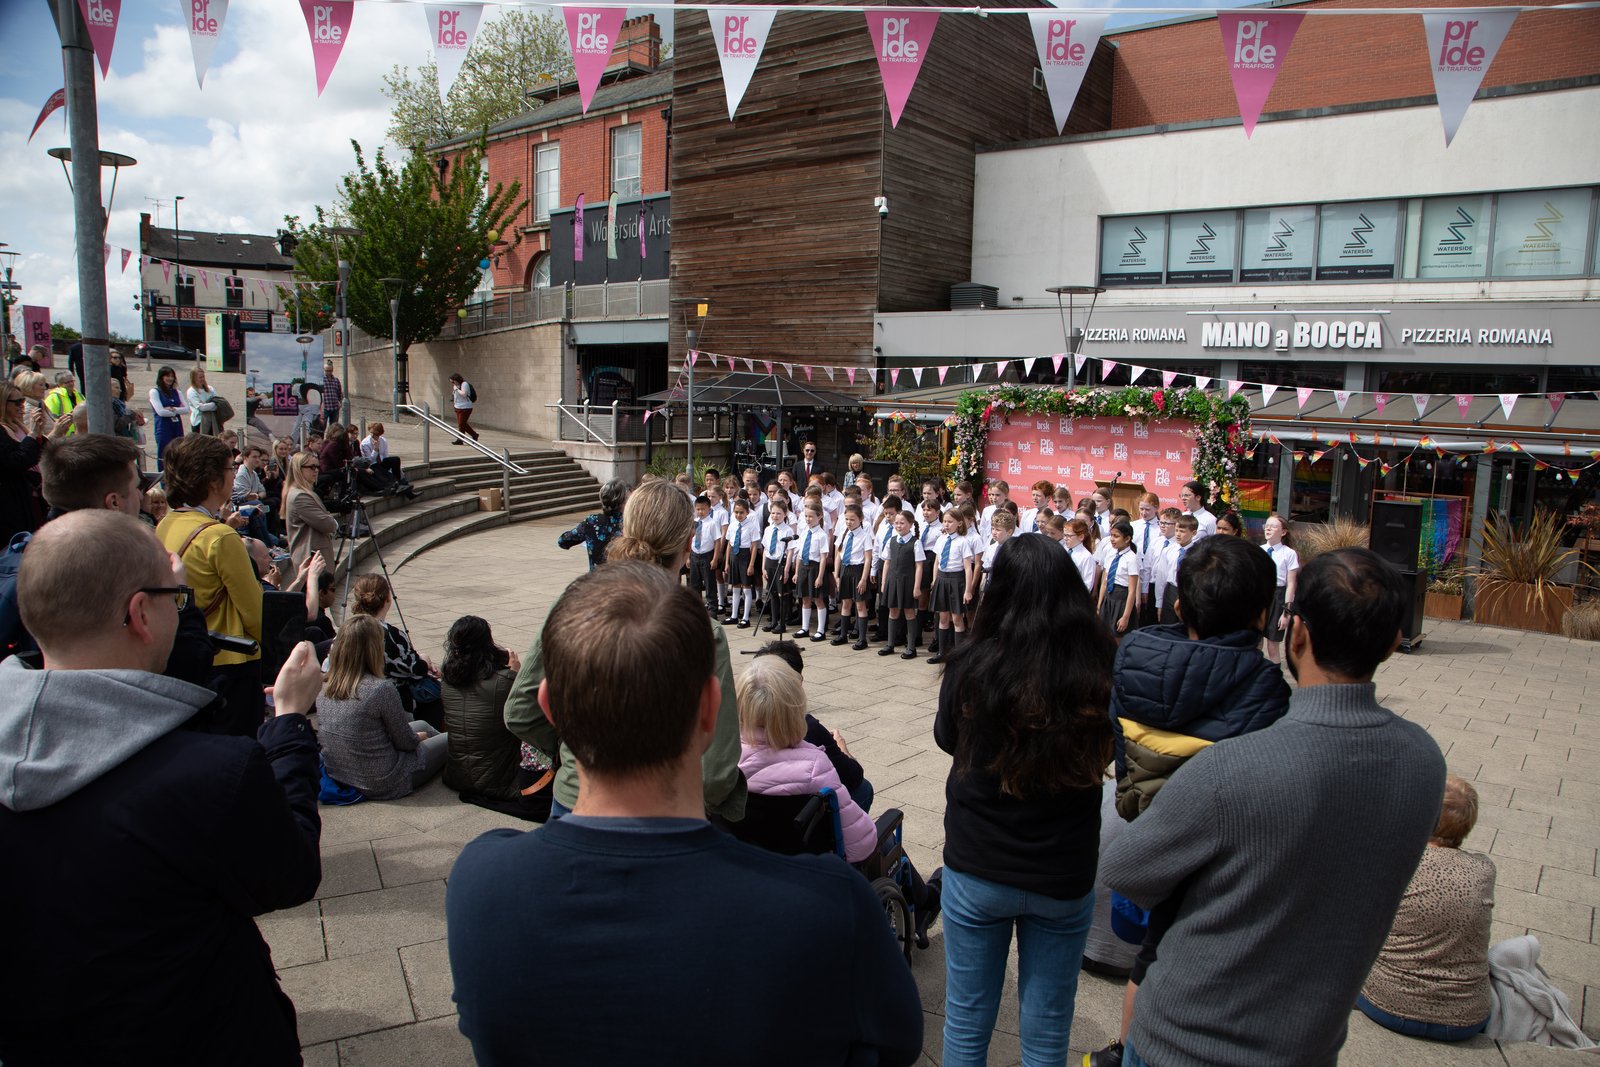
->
[273, 515, 1600, 1066]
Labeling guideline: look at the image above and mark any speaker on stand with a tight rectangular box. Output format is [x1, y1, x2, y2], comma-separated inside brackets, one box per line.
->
[1369, 499, 1426, 652]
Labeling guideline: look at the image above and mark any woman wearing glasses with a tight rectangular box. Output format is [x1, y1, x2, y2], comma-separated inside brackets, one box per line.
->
[0, 378, 70, 541]
[284, 452, 338, 571]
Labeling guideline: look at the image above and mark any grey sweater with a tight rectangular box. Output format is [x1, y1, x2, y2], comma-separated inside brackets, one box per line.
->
[1100, 681, 1445, 1067]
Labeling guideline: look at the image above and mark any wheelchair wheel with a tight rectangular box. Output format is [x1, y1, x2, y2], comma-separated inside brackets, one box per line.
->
[871, 876, 913, 964]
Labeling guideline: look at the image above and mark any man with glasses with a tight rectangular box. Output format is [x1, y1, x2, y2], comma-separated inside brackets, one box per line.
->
[0, 509, 326, 1065]
[790, 440, 825, 489]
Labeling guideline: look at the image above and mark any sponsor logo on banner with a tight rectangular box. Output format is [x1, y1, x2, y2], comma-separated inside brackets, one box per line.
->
[77, 0, 123, 77]
[1218, 12, 1304, 137]
[185, 0, 229, 88]
[1029, 13, 1108, 134]
[564, 7, 627, 114]
[22, 306, 52, 351]
[425, 5, 484, 97]
[710, 8, 776, 119]
[866, 11, 938, 128]
[1423, 10, 1517, 145]
[299, 1, 354, 96]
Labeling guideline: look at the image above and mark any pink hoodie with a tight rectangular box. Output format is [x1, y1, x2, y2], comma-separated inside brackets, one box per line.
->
[738, 737, 877, 863]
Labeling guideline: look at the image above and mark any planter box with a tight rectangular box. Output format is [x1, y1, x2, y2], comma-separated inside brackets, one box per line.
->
[1473, 583, 1574, 634]
[1424, 591, 1463, 621]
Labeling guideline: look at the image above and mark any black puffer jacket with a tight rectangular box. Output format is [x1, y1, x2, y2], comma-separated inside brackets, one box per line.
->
[442, 668, 522, 802]
[1110, 623, 1290, 821]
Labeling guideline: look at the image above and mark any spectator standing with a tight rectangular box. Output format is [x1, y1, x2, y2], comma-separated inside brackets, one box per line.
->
[186, 367, 221, 436]
[321, 358, 343, 428]
[450, 373, 479, 442]
[447, 562, 922, 1065]
[42, 372, 84, 436]
[0, 379, 67, 542]
[148, 365, 188, 468]
[0, 510, 324, 1065]
[1101, 548, 1446, 1067]
[557, 478, 628, 570]
[790, 439, 823, 487]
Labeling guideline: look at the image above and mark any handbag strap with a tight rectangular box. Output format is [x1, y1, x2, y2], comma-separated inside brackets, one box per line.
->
[174, 518, 229, 618]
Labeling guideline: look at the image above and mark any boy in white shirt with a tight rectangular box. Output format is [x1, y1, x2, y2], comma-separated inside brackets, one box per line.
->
[722, 497, 762, 628]
[688, 495, 725, 614]
[982, 510, 1016, 580]
[1160, 513, 1200, 624]
[1148, 508, 1182, 622]
[1129, 493, 1163, 628]
[1019, 479, 1053, 535]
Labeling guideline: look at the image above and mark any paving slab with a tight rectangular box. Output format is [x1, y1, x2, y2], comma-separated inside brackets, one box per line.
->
[337, 1016, 476, 1067]
[281, 947, 417, 1046]
[319, 881, 449, 960]
[259, 899, 326, 969]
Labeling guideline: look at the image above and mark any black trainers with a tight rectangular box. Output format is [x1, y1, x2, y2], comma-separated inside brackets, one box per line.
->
[914, 868, 943, 949]
[1084, 1042, 1124, 1067]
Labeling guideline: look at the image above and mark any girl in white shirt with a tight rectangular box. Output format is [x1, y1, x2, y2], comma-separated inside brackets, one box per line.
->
[757, 500, 795, 633]
[723, 497, 762, 628]
[1261, 513, 1301, 663]
[1064, 518, 1100, 593]
[786, 502, 830, 641]
[1098, 520, 1138, 638]
[928, 510, 976, 665]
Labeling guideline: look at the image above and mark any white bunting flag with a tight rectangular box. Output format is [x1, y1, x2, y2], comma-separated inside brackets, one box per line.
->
[824, 366, 835, 381]
[993, 360, 1008, 379]
[1260, 383, 1279, 406]
[184, 0, 229, 88]
[1193, 376, 1211, 391]
[781, 362, 793, 377]
[743, 357, 755, 372]
[1423, 10, 1517, 145]
[1052, 354, 1066, 374]
[1029, 12, 1109, 134]
[1074, 353, 1089, 375]
[1022, 357, 1037, 378]
[1498, 393, 1518, 420]
[1161, 370, 1178, 388]
[1413, 393, 1431, 416]
[709, 7, 775, 119]
[912, 366, 924, 386]
[937, 366, 949, 384]
[1227, 380, 1244, 399]
[1128, 365, 1146, 384]
[1335, 390, 1352, 413]
[425, 5, 484, 98]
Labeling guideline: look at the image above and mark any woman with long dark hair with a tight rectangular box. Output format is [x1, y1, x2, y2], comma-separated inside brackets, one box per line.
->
[440, 615, 548, 821]
[934, 533, 1117, 1066]
[147, 365, 187, 468]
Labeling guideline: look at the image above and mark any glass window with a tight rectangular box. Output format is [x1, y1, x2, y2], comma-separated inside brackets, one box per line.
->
[1316, 200, 1400, 280]
[1240, 205, 1316, 283]
[1373, 365, 1539, 396]
[535, 143, 560, 221]
[1492, 187, 1593, 277]
[1415, 194, 1492, 279]
[175, 273, 195, 308]
[611, 125, 642, 199]
[1240, 361, 1346, 389]
[1099, 215, 1166, 286]
[224, 276, 244, 309]
[1166, 211, 1238, 284]
[531, 253, 551, 289]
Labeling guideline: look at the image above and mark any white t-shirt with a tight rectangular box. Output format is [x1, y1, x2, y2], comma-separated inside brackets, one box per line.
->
[1264, 542, 1301, 588]
[452, 381, 475, 410]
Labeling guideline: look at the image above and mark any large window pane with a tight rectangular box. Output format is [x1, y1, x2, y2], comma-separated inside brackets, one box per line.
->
[1240, 205, 1316, 282]
[1416, 194, 1491, 279]
[1492, 187, 1592, 277]
[1317, 200, 1399, 280]
[1166, 211, 1238, 284]
[611, 125, 642, 199]
[535, 143, 560, 220]
[1099, 215, 1165, 286]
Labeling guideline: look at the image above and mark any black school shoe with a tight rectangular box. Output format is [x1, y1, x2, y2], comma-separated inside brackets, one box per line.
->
[1084, 1042, 1124, 1067]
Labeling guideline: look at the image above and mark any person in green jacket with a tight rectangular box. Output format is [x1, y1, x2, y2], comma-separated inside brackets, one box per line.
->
[503, 477, 746, 823]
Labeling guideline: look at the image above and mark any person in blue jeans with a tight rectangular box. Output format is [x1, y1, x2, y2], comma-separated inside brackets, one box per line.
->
[933, 534, 1118, 1066]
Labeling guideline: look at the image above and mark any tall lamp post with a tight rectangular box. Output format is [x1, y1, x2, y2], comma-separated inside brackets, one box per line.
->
[325, 225, 363, 424]
[0, 246, 18, 361]
[676, 297, 709, 477]
[1047, 285, 1105, 389]
[379, 277, 405, 421]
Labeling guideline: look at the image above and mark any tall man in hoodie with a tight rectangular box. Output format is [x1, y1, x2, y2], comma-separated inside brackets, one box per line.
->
[0, 510, 326, 1066]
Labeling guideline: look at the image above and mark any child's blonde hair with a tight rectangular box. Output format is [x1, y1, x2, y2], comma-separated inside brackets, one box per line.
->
[737, 654, 807, 749]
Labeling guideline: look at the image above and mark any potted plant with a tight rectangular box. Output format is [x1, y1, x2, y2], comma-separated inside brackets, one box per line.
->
[1424, 567, 1465, 621]
[1472, 510, 1591, 634]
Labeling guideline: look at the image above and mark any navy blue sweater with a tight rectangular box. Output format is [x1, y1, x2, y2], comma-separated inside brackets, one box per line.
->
[447, 817, 923, 1066]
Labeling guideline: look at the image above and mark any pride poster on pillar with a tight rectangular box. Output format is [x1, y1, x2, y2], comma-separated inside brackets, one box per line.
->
[710, 7, 776, 119]
[1217, 11, 1303, 137]
[1029, 12, 1107, 134]
[565, 7, 627, 113]
[986, 415, 1197, 506]
[866, 11, 937, 128]
[300, 1, 353, 96]
[184, 0, 229, 88]
[1423, 10, 1516, 145]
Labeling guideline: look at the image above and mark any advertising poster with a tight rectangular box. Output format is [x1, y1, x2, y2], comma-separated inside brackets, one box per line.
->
[1492, 187, 1592, 277]
[244, 333, 323, 440]
[1167, 210, 1238, 284]
[984, 414, 1196, 506]
[1417, 194, 1491, 278]
[1240, 205, 1315, 282]
[1317, 200, 1399, 280]
[1100, 215, 1166, 286]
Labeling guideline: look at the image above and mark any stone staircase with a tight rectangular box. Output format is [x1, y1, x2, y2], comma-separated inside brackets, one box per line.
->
[334, 448, 600, 578]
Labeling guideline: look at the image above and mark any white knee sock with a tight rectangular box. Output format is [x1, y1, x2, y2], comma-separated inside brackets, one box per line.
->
[815, 608, 827, 635]
[800, 605, 811, 632]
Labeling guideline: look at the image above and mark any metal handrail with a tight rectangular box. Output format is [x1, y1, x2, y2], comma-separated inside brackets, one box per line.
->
[550, 402, 615, 446]
[397, 403, 529, 475]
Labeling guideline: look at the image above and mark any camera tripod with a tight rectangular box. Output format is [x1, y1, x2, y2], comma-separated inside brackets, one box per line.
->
[330, 468, 411, 637]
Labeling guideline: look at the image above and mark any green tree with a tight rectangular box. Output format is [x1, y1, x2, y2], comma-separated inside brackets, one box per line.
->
[383, 8, 571, 146]
[286, 141, 525, 379]
[50, 322, 81, 342]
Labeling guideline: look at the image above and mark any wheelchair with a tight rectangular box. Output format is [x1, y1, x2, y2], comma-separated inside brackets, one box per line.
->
[727, 787, 928, 963]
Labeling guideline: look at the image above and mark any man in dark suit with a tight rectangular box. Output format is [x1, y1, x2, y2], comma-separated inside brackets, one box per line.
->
[790, 441, 825, 488]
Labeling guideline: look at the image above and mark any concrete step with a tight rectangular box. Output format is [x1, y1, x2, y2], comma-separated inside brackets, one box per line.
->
[358, 509, 512, 574]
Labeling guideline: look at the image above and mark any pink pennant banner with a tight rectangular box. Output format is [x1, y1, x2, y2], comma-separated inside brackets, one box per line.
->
[573, 194, 585, 262]
[1498, 393, 1518, 420]
[1423, 10, 1517, 145]
[300, 1, 354, 97]
[1260, 383, 1279, 406]
[1373, 392, 1389, 415]
[565, 7, 627, 114]
[161, 261, 172, 284]
[1101, 360, 1118, 377]
[1455, 393, 1473, 417]
[1161, 370, 1178, 388]
[1227, 380, 1244, 399]
[1029, 12, 1109, 134]
[802, 365, 812, 382]
[1296, 386, 1314, 409]
[762, 360, 773, 375]
[1052, 354, 1066, 374]
[1413, 393, 1431, 416]
[77, 0, 123, 77]
[103, 243, 111, 264]
[1193, 376, 1211, 391]
[119, 248, 131, 272]
[1217, 11, 1304, 137]
[846, 367, 856, 385]
[937, 365, 949, 384]
[29, 89, 65, 143]
[866, 11, 937, 128]
[1549, 392, 1567, 417]
[688, 350, 699, 368]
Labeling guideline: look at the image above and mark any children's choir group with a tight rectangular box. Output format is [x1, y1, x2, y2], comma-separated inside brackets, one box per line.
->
[674, 461, 1302, 662]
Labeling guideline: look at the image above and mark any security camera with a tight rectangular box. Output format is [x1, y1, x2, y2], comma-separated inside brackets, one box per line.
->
[873, 196, 889, 219]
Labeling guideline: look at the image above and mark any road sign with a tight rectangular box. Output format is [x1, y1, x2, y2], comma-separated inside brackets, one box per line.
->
[0, 282, 21, 290]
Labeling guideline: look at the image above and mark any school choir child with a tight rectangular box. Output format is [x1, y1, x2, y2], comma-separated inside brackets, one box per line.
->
[723, 497, 761, 628]
[702, 467, 722, 495]
[831, 504, 873, 649]
[777, 470, 804, 514]
[819, 473, 845, 527]
[856, 475, 881, 518]
[884, 475, 909, 513]
[1064, 517, 1100, 592]
[982, 510, 1017, 585]
[1090, 487, 1115, 538]
[1260, 513, 1300, 663]
[689, 495, 724, 612]
[1149, 508, 1182, 623]
[878, 508, 927, 659]
[927, 508, 977, 665]
[950, 481, 977, 513]
[787, 500, 830, 642]
[869, 494, 903, 642]
[706, 484, 732, 614]
[980, 480, 1010, 541]
[920, 479, 948, 515]
[1160, 513, 1200, 624]
[918, 498, 942, 640]
[1039, 511, 1066, 548]
[758, 499, 795, 633]
[1099, 519, 1138, 637]
[1021, 479, 1053, 534]
[1130, 493, 1163, 627]
[1052, 487, 1073, 522]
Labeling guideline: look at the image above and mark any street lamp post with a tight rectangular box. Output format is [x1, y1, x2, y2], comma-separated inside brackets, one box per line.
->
[676, 298, 709, 477]
[173, 195, 185, 349]
[0, 246, 18, 361]
[380, 277, 404, 421]
[1047, 285, 1105, 389]
[325, 225, 363, 425]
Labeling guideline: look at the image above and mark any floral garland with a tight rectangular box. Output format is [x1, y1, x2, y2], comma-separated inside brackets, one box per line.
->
[949, 385, 1253, 505]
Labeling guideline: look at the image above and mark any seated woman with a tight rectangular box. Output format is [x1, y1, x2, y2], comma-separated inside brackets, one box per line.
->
[1358, 775, 1495, 1042]
[349, 573, 444, 728]
[359, 421, 419, 499]
[439, 615, 549, 821]
[317, 615, 449, 800]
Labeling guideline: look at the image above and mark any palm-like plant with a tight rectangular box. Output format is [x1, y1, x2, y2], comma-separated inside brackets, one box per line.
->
[1474, 510, 1594, 616]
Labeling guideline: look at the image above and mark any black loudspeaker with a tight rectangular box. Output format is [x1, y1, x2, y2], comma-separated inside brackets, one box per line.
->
[1370, 500, 1423, 570]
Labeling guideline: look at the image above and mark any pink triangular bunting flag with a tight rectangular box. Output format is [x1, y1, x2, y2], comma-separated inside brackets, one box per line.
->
[803, 365, 812, 382]
[161, 261, 172, 283]
[1335, 390, 1353, 413]
[1217, 11, 1304, 137]
[1498, 393, 1518, 420]
[103, 243, 111, 264]
[1548, 392, 1567, 417]
[937, 365, 950, 384]
[300, 1, 354, 96]
[1161, 370, 1178, 388]
[1260, 383, 1279, 406]
[1374, 392, 1389, 415]
[1052, 354, 1065, 374]
[564, 7, 627, 114]
[762, 360, 773, 375]
[688, 350, 699, 368]
[1227, 380, 1244, 399]
[76, 0, 123, 78]
[119, 248, 131, 272]
[1455, 393, 1473, 417]
[29, 89, 65, 142]
[865, 11, 938, 128]
[1101, 360, 1118, 378]
[1296, 387, 1314, 409]
[846, 367, 856, 385]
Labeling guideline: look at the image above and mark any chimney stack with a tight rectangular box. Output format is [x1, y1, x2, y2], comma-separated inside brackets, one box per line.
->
[608, 14, 661, 72]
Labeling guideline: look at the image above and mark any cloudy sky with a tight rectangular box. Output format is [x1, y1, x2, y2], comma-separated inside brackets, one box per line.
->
[0, 1, 1197, 341]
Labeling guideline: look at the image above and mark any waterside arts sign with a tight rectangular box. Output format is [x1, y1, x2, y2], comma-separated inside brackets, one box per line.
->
[986, 414, 1197, 503]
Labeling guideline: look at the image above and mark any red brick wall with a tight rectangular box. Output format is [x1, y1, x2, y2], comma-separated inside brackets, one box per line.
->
[1108, 0, 1600, 129]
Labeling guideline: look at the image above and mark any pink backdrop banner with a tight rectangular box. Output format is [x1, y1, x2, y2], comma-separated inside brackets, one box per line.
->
[1423, 10, 1516, 145]
[300, 1, 353, 96]
[1218, 11, 1303, 137]
[22, 306, 52, 355]
[985, 414, 1197, 506]
[1029, 12, 1108, 134]
[866, 11, 937, 128]
[565, 7, 627, 113]
[76, 0, 123, 77]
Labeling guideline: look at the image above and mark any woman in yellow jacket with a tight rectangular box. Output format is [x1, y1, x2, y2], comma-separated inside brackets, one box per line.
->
[156, 434, 264, 736]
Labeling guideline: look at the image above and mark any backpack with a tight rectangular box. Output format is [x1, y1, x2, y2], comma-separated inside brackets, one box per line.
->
[466, 382, 477, 403]
[0, 533, 37, 665]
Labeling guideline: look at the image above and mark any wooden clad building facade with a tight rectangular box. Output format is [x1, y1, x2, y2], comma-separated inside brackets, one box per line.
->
[669, 1, 1114, 391]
